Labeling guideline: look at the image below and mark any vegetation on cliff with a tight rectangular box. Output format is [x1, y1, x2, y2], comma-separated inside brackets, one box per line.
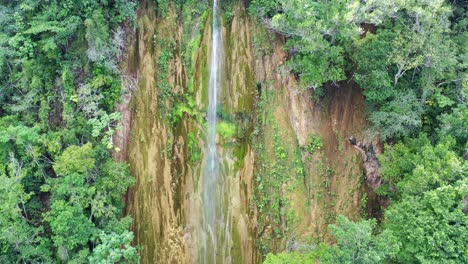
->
[0, 0, 466, 263]
[251, 0, 467, 263]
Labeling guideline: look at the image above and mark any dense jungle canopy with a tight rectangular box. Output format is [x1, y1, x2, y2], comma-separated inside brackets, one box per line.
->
[0, 0, 466, 263]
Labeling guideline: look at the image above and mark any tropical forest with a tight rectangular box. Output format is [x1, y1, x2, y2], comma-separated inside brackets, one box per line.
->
[0, 0, 466, 263]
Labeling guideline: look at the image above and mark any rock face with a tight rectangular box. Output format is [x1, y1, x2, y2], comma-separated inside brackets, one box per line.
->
[349, 136, 382, 190]
[118, 1, 368, 263]
[121, 2, 258, 263]
[251, 29, 368, 250]
[122, 3, 188, 263]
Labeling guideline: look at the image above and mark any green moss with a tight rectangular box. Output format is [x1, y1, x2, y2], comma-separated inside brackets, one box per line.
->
[231, 226, 243, 262]
[233, 141, 248, 170]
[200, 42, 209, 106]
[217, 121, 236, 139]
[187, 132, 201, 162]
[172, 94, 201, 125]
[153, 25, 176, 121]
[182, 5, 208, 94]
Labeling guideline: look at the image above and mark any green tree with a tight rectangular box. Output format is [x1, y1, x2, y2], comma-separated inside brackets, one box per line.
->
[378, 134, 467, 263]
[91, 160, 135, 219]
[250, 0, 463, 140]
[263, 251, 320, 264]
[368, 90, 424, 140]
[353, 30, 395, 104]
[320, 215, 400, 264]
[268, 0, 354, 90]
[385, 181, 468, 263]
[438, 104, 468, 154]
[0, 155, 51, 263]
[51, 143, 96, 204]
[46, 200, 95, 259]
[262, 215, 400, 264]
[89, 230, 139, 264]
[379, 135, 464, 198]
[0, 0, 137, 262]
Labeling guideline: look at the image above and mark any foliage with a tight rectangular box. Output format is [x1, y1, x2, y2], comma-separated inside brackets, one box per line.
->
[248, 0, 280, 19]
[251, 2, 467, 263]
[384, 181, 468, 263]
[0, 155, 52, 263]
[263, 215, 400, 264]
[0, 0, 137, 262]
[353, 31, 395, 104]
[155, 0, 170, 16]
[46, 200, 94, 254]
[368, 90, 424, 140]
[1, 0, 467, 263]
[172, 95, 200, 125]
[187, 132, 202, 162]
[378, 135, 464, 198]
[153, 14, 178, 122]
[253, 90, 307, 256]
[88, 112, 122, 149]
[250, 0, 465, 141]
[437, 104, 468, 154]
[89, 230, 139, 264]
[305, 134, 323, 154]
[268, 0, 353, 90]
[217, 121, 236, 140]
[264, 250, 320, 264]
[321, 215, 400, 264]
[377, 135, 468, 263]
[180, 0, 208, 93]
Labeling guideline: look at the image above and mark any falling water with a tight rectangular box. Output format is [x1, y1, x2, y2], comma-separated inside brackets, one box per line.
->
[201, 0, 226, 263]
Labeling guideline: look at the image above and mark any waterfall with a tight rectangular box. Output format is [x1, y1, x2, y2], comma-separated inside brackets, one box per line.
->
[201, 0, 229, 263]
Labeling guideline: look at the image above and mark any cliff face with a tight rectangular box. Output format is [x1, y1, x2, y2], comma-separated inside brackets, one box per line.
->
[250, 24, 367, 253]
[121, 1, 258, 263]
[118, 1, 367, 263]
[122, 2, 186, 263]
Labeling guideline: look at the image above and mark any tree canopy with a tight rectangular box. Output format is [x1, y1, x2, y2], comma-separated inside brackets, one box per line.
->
[251, 0, 467, 263]
[0, 0, 138, 262]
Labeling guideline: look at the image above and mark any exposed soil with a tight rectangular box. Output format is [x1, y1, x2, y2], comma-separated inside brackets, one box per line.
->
[120, 1, 370, 263]
[252, 23, 369, 247]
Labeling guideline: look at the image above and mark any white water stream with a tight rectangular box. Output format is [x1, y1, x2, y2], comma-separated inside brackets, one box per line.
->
[201, 0, 231, 263]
